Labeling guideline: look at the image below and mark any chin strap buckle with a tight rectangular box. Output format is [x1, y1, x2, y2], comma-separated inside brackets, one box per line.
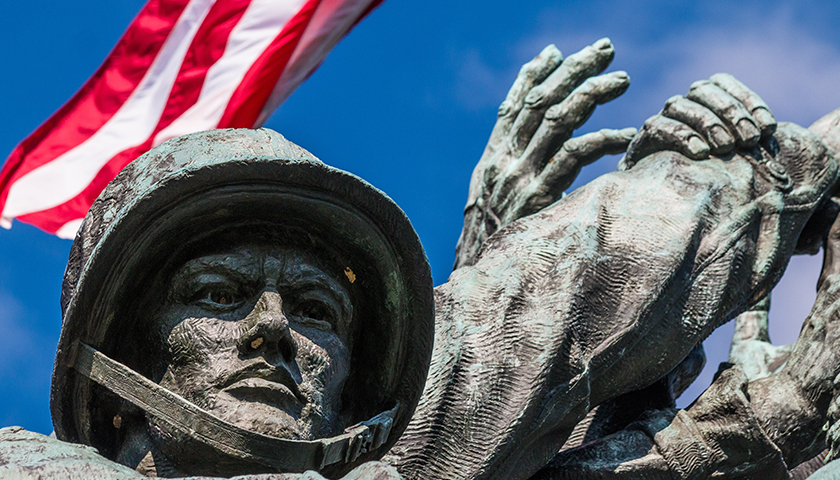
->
[319, 403, 399, 469]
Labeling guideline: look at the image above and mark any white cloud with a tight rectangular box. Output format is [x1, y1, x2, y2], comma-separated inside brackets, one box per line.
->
[646, 9, 840, 128]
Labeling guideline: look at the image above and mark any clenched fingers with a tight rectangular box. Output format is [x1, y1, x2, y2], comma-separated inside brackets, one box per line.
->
[662, 95, 735, 154]
[622, 115, 710, 169]
[710, 73, 776, 138]
[687, 80, 762, 148]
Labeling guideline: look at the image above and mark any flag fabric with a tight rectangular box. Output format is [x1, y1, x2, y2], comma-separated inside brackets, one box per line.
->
[0, 0, 383, 239]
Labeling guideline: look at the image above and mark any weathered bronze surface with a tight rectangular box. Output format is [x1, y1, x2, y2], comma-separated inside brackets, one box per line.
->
[4, 39, 840, 479]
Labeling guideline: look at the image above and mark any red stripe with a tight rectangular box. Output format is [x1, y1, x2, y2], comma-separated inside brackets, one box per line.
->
[17, 142, 153, 234]
[156, 0, 252, 130]
[218, 0, 322, 127]
[0, 0, 190, 214]
[17, 0, 256, 234]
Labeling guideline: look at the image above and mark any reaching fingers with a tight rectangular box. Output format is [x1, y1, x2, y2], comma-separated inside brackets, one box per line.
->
[622, 115, 710, 169]
[686, 80, 762, 148]
[710, 73, 776, 138]
[509, 38, 617, 155]
[513, 127, 636, 220]
[544, 127, 636, 186]
[522, 71, 630, 166]
[487, 45, 564, 151]
[662, 95, 735, 155]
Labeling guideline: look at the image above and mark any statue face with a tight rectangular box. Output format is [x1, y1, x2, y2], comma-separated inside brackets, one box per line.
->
[151, 245, 354, 440]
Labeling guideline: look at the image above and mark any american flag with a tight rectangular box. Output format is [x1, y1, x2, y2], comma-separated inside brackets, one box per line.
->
[0, 0, 382, 238]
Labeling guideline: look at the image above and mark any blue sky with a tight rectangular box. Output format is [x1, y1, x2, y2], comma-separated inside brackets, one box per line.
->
[2, 0, 840, 435]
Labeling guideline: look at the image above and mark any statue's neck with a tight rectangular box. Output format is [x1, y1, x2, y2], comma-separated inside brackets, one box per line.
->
[115, 421, 181, 478]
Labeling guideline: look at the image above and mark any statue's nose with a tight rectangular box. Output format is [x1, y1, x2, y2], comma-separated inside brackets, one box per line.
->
[236, 290, 298, 363]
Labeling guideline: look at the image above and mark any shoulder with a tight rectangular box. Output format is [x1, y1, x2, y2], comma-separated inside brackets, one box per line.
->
[0, 426, 142, 479]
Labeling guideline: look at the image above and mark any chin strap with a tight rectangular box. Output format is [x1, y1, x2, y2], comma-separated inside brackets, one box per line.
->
[68, 341, 397, 472]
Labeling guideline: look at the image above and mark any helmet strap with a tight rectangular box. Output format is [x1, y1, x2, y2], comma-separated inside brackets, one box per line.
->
[68, 341, 397, 472]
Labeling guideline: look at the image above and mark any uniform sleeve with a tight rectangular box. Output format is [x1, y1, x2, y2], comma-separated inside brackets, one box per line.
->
[0, 426, 144, 479]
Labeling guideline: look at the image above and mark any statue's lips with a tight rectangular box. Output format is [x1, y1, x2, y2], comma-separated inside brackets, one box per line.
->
[216, 362, 307, 406]
[222, 377, 303, 408]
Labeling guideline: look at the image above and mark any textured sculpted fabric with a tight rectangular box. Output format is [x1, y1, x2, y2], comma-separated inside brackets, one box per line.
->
[0, 427, 403, 479]
[390, 123, 837, 480]
[536, 366, 788, 479]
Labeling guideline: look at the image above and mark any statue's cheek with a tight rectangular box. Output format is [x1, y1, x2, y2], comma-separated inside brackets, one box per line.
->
[166, 317, 234, 368]
[293, 329, 351, 388]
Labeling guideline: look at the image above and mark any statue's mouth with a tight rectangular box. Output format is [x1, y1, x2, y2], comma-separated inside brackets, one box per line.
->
[222, 378, 304, 412]
[217, 361, 307, 407]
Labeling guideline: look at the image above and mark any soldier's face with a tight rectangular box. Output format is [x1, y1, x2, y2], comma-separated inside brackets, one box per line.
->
[151, 245, 354, 440]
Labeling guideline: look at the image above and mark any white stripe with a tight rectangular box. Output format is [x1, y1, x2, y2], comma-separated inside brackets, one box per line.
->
[256, 0, 375, 126]
[152, 0, 307, 146]
[1, 0, 215, 220]
[56, 218, 84, 239]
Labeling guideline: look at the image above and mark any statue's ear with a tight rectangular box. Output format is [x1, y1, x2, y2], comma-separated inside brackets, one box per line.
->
[810, 107, 840, 162]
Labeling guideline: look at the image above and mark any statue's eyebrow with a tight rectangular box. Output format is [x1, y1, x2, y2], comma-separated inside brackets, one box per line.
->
[282, 266, 353, 317]
[172, 254, 261, 286]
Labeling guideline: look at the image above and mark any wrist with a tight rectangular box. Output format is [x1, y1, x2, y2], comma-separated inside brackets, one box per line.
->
[747, 373, 827, 468]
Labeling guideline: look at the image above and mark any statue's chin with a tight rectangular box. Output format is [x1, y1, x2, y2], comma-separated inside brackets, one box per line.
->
[145, 413, 274, 477]
[212, 391, 308, 439]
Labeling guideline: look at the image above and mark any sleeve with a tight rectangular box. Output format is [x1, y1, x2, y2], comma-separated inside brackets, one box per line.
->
[0, 426, 144, 479]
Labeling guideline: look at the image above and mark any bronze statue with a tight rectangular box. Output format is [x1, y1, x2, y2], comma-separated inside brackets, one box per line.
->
[3, 39, 840, 479]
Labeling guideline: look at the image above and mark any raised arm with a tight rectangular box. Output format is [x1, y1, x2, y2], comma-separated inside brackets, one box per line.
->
[394, 66, 838, 479]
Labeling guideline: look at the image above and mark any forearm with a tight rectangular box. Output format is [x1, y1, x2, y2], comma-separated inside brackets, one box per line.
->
[540, 269, 840, 479]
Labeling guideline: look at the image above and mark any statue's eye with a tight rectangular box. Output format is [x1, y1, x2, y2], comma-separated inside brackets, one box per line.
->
[210, 290, 235, 305]
[194, 286, 243, 309]
[289, 300, 334, 330]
